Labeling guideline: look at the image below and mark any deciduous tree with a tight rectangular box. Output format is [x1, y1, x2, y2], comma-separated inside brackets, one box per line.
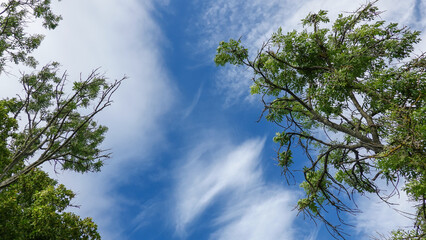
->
[215, 2, 425, 239]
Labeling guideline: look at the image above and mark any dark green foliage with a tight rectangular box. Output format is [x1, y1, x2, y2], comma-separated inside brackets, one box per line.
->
[0, 169, 100, 240]
[215, 2, 425, 239]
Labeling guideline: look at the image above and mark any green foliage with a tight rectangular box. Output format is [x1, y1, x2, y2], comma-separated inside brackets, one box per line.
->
[0, 169, 100, 240]
[215, 2, 425, 239]
[215, 39, 248, 66]
[0, 64, 123, 189]
[0, 100, 17, 168]
[0, 0, 62, 71]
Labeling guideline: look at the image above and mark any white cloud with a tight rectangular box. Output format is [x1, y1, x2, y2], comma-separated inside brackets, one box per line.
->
[210, 187, 297, 240]
[174, 136, 265, 234]
[173, 134, 304, 239]
[182, 84, 203, 119]
[215, 65, 259, 107]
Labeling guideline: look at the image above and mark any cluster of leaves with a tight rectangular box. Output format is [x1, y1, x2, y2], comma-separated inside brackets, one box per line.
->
[215, 2, 425, 239]
[0, 169, 100, 239]
[0, 0, 62, 71]
[0, 1, 124, 239]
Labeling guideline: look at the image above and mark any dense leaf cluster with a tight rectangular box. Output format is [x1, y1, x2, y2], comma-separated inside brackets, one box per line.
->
[0, 169, 100, 239]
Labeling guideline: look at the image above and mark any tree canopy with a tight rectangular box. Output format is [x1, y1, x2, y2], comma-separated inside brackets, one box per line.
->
[215, 2, 425, 239]
[0, 169, 100, 239]
[0, 1, 123, 238]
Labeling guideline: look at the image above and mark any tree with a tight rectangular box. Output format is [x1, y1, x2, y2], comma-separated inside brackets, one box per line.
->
[215, 2, 425, 239]
[0, 0, 124, 238]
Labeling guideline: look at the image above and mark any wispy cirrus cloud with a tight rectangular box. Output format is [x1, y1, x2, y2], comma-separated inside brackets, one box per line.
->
[192, 0, 304, 102]
[182, 84, 203, 119]
[172, 133, 303, 239]
[174, 136, 265, 234]
[210, 187, 297, 240]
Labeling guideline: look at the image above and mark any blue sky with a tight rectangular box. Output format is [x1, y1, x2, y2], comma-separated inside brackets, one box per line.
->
[2, 0, 425, 239]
